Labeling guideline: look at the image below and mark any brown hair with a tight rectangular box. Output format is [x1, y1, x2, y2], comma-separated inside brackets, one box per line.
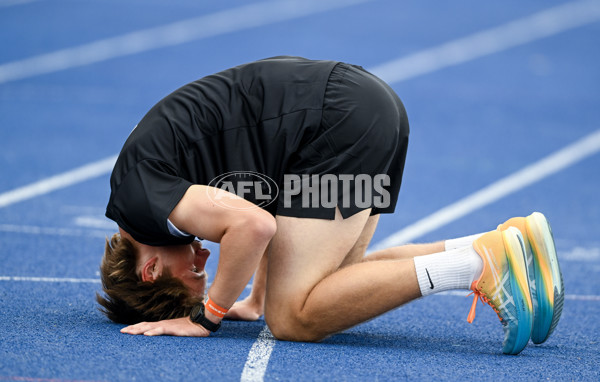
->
[96, 233, 202, 324]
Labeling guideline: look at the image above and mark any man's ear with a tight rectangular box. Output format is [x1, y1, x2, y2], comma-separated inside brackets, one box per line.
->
[141, 256, 159, 282]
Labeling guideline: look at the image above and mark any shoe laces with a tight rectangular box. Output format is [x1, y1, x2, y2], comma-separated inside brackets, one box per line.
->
[467, 288, 504, 324]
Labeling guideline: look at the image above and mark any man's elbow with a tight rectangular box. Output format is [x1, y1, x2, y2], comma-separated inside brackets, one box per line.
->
[246, 210, 277, 242]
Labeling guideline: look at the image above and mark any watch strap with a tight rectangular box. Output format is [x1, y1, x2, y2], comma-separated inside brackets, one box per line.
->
[190, 303, 221, 332]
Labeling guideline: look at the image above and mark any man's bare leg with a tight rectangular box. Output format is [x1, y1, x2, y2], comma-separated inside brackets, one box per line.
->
[233, 212, 474, 328]
[341, 214, 446, 266]
[229, 215, 444, 321]
[265, 208, 427, 342]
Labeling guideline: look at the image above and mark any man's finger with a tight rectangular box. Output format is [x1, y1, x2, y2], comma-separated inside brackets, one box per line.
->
[121, 322, 151, 334]
[121, 326, 138, 334]
[144, 326, 164, 336]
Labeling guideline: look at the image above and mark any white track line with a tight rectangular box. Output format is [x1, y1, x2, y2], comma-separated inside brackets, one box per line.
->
[0, 223, 109, 238]
[3, 273, 599, 304]
[3, 275, 599, 302]
[4, 274, 598, 304]
[0, 0, 39, 7]
[370, 129, 600, 250]
[0, 155, 117, 208]
[0, 0, 371, 84]
[370, 0, 600, 84]
[0, 276, 100, 283]
[565, 294, 600, 301]
[240, 327, 277, 382]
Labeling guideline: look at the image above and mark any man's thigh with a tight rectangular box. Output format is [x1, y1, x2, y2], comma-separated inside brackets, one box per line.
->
[265, 208, 372, 319]
[339, 214, 380, 268]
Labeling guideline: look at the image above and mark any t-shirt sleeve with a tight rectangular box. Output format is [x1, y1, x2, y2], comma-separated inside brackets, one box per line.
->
[106, 159, 194, 246]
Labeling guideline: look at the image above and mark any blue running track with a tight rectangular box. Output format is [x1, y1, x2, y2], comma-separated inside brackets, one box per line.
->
[1, 0, 599, 380]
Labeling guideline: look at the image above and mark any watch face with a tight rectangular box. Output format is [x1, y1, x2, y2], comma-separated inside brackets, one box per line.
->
[190, 303, 204, 321]
[189, 303, 220, 332]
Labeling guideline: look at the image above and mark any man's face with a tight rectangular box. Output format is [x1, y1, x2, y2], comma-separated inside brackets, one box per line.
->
[160, 241, 210, 298]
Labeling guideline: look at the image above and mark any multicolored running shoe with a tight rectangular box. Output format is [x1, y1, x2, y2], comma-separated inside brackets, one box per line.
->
[468, 227, 533, 355]
[497, 212, 564, 344]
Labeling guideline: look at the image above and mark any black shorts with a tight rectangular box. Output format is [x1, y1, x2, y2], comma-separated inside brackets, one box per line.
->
[276, 63, 410, 219]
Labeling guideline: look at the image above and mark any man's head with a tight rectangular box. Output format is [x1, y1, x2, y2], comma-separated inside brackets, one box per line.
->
[96, 230, 210, 324]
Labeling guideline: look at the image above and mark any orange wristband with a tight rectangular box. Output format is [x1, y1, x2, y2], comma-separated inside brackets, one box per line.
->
[204, 296, 228, 319]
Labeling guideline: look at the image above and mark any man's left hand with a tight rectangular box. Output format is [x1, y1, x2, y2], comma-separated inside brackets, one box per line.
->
[121, 317, 210, 337]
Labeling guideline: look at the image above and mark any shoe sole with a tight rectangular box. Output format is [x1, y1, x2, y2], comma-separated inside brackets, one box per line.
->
[525, 212, 564, 344]
[501, 227, 533, 355]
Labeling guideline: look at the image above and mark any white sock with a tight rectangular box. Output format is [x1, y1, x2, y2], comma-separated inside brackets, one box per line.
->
[413, 246, 484, 297]
[445, 233, 485, 251]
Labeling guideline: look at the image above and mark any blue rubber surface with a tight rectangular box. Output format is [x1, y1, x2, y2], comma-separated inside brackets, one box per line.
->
[1, 0, 599, 380]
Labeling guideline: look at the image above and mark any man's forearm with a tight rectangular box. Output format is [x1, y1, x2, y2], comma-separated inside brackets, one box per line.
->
[205, 219, 275, 322]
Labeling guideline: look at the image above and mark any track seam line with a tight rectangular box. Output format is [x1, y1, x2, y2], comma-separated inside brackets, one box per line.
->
[370, 129, 600, 250]
[0, 223, 111, 238]
[0, 0, 39, 7]
[0, 155, 118, 208]
[370, 0, 600, 84]
[0, 0, 372, 84]
[2, 275, 599, 302]
[240, 327, 276, 382]
[0, 276, 101, 283]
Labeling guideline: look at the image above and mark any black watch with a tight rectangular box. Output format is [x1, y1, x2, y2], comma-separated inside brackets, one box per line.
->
[190, 303, 221, 332]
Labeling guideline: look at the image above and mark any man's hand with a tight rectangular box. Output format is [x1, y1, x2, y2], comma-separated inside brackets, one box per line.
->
[225, 296, 264, 321]
[121, 317, 210, 337]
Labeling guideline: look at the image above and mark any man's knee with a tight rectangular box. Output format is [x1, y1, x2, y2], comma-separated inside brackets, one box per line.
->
[264, 307, 324, 342]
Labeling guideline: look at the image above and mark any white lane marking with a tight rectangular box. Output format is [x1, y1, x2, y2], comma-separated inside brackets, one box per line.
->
[73, 216, 117, 230]
[560, 247, 600, 261]
[60, 205, 106, 215]
[240, 326, 277, 382]
[0, 223, 109, 238]
[0, 276, 100, 283]
[565, 294, 600, 301]
[0, 155, 117, 209]
[0, 0, 39, 7]
[2, 276, 598, 302]
[370, 0, 600, 84]
[0, 0, 371, 84]
[370, 129, 600, 250]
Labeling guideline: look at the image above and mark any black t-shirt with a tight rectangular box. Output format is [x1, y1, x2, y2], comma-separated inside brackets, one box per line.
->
[106, 56, 338, 246]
